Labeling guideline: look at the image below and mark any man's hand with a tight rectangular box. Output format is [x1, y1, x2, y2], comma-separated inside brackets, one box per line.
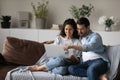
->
[69, 55, 80, 64]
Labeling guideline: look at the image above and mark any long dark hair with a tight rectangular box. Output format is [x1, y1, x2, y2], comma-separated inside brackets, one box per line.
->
[60, 18, 79, 39]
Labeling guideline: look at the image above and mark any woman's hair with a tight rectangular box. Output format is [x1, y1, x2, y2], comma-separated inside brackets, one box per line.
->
[77, 17, 90, 28]
[60, 18, 79, 39]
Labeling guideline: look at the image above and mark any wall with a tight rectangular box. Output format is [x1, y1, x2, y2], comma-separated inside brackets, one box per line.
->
[0, 29, 120, 52]
[0, 0, 120, 31]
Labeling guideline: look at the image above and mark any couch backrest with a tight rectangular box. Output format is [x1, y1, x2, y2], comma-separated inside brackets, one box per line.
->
[105, 45, 120, 80]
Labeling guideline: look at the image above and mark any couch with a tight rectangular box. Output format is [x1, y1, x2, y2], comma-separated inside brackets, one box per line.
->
[0, 37, 45, 80]
[0, 36, 120, 80]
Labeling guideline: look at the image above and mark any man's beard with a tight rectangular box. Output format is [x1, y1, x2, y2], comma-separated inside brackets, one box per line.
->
[79, 32, 87, 37]
[79, 32, 84, 37]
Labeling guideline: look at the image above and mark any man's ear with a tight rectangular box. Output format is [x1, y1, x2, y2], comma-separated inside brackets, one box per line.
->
[87, 26, 90, 31]
[88, 26, 90, 29]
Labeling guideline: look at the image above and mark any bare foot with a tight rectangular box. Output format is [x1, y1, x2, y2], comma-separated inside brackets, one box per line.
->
[27, 65, 48, 72]
[99, 74, 108, 80]
[27, 65, 39, 71]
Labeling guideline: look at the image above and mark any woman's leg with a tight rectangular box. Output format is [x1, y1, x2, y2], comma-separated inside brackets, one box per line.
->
[51, 66, 68, 75]
[50, 58, 80, 75]
[45, 57, 66, 70]
[28, 56, 66, 71]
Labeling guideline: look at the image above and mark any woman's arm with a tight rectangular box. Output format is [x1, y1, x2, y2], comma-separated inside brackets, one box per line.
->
[64, 45, 83, 51]
[42, 40, 54, 44]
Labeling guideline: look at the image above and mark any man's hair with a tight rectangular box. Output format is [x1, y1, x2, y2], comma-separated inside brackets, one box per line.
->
[77, 17, 90, 28]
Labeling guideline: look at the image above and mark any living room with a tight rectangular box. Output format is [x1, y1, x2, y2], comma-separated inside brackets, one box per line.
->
[0, 0, 120, 31]
[0, 0, 120, 80]
[0, 0, 120, 51]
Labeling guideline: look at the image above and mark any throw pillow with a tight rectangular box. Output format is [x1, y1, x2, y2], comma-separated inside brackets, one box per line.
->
[0, 53, 6, 65]
[2, 37, 45, 65]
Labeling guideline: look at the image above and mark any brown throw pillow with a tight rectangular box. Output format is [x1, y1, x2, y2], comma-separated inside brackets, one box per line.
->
[0, 53, 6, 65]
[2, 37, 45, 65]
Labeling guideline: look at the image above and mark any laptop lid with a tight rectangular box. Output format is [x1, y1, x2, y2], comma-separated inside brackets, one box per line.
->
[44, 44, 66, 57]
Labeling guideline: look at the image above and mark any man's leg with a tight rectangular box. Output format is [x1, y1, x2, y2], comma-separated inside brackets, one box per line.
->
[68, 63, 88, 77]
[87, 59, 108, 80]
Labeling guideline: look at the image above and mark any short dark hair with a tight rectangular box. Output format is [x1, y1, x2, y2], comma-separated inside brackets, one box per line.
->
[77, 17, 90, 28]
[60, 18, 79, 39]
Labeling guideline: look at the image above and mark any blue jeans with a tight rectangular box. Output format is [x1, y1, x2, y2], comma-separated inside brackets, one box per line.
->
[45, 56, 76, 75]
[68, 58, 108, 80]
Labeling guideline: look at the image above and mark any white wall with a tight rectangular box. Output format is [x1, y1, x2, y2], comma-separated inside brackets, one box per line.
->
[0, 29, 120, 52]
[0, 0, 120, 31]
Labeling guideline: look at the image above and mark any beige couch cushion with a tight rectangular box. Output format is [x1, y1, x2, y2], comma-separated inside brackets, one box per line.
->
[2, 37, 45, 65]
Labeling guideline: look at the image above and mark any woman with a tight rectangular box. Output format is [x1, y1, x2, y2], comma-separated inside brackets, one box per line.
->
[27, 18, 81, 75]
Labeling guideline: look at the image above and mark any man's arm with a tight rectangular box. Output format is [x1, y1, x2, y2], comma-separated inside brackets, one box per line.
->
[64, 45, 83, 51]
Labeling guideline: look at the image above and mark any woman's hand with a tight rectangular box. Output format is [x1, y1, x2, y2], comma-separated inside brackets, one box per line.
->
[64, 45, 69, 51]
[64, 45, 71, 51]
[42, 40, 54, 44]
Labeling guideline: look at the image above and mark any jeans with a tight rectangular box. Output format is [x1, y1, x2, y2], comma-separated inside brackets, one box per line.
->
[68, 58, 108, 80]
[45, 56, 75, 75]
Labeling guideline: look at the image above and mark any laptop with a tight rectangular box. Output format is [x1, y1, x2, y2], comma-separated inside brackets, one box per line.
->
[44, 44, 66, 57]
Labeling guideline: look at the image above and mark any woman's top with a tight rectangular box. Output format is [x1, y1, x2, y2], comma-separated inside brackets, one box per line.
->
[53, 35, 81, 59]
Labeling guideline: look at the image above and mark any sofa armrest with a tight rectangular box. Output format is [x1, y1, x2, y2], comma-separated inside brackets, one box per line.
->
[114, 62, 120, 80]
[105, 45, 120, 79]
[0, 65, 18, 80]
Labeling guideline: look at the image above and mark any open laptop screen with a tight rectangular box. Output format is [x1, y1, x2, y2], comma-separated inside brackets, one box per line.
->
[44, 44, 66, 57]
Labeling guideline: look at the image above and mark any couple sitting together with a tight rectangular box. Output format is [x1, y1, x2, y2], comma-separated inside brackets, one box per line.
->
[27, 17, 109, 80]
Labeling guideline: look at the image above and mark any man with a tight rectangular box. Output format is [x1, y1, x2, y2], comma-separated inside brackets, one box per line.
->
[64, 17, 109, 80]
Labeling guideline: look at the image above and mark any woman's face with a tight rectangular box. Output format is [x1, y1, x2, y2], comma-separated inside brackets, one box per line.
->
[64, 24, 74, 38]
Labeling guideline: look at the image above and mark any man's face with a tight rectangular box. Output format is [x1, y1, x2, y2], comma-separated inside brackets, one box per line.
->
[77, 24, 89, 37]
